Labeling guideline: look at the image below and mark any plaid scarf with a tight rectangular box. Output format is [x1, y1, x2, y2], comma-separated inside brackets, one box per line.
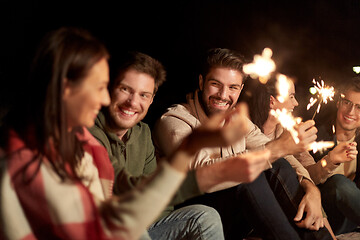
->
[1, 127, 116, 240]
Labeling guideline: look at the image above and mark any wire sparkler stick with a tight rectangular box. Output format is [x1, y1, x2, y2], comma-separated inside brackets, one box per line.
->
[307, 79, 335, 120]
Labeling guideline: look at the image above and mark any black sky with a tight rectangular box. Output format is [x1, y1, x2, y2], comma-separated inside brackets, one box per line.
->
[1, 0, 360, 126]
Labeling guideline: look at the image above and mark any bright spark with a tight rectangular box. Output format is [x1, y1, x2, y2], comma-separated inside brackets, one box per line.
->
[243, 48, 276, 84]
[309, 141, 335, 154]
[270, 108, 302, 143]
[307, 79, 335, 120]
[321, 159, 327, 167]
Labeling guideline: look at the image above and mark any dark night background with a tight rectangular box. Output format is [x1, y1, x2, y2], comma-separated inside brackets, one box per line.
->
[1, 0, 360, 128]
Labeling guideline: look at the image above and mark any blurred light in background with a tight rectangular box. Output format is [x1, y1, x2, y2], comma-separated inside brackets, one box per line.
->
[353, 66, 360, 74]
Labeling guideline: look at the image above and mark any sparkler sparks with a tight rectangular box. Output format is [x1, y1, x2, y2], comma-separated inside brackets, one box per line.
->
[321, 159, 327, 167]
[309, 141, 335, 154]
[307, 79, 335, 120]
[270, 108, 302, 143]
[243, 48, 276, 84]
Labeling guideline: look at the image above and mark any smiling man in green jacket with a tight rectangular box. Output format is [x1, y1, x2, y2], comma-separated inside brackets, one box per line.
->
[89, 51, 225, 240]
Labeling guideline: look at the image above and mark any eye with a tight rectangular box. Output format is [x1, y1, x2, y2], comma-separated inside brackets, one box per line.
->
[120, 86, 130, 93]
[210, 81, 221, 87]
[140, 93, 152, 99]
[344, 99, 351, 105]
[229, 86, 240, 91]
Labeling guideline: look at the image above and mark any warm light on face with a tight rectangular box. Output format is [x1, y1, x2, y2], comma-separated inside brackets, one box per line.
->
[276, 74, 291, 103]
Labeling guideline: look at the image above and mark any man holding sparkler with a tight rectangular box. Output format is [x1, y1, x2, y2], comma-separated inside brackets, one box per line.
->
[302, 77, 360, 235]
[153, 48, 332, 239]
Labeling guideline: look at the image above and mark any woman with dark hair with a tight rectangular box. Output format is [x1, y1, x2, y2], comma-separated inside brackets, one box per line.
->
[247, 76, 337, 239]
[0, 27, 255, 239]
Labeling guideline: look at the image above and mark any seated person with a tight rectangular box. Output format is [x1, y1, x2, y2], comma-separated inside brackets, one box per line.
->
[301, 77, 360, 235]
[89, 51, 224, 240]
[0, 28, 256, 240]
[153, 48, 332, 239]
[246, 76, 336, 239]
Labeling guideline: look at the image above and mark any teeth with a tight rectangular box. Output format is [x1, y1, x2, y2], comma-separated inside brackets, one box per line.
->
[213, 100, 227, 106]
[122, 109, 135, 115]
[344, 116, 354, 121]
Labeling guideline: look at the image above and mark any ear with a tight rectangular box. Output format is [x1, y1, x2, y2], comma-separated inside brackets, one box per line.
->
[63, 78, 72, 101]
[240, 83, 244, 92]
[269, 95, 276, 109]
[150, 94, 155, 105]
[199, 74, 204, 91]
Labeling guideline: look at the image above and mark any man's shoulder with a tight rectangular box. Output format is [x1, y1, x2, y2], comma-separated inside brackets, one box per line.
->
[163, 104, 191, 117]
[133, 121, 152, 137]
[88, 125, 110, 146]
[159, 104, 198, 126]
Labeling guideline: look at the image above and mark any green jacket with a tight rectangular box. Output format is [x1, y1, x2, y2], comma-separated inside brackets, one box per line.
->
[89, 111, 157, 195]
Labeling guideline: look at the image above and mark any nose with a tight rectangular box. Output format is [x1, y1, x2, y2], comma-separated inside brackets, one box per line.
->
[102, 89, 111, 106]
[348, 103, 356, 114]
[218, 86, 229, 99]
[126, 93, 141, 107]
[293, 97, 299, 107]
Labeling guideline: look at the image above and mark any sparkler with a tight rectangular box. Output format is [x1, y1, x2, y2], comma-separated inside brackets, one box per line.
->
[243, 48, 276, 84]
[272, 75, 335, 154]
[309, 141, 335, 154]
[270, 108, 302, 143]
[306, 79, 335, 120]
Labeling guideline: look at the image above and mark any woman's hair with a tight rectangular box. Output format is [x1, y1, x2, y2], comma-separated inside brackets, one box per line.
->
[247, 76, 278, 131]
[2, 27, 109, 181]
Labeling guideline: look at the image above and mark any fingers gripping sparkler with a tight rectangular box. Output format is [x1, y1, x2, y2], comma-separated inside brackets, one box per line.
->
[270, 108, 302, 143]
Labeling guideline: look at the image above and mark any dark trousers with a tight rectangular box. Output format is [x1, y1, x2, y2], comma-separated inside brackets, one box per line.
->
[177, 158, 332, 240]
[319, 174, 360, 235]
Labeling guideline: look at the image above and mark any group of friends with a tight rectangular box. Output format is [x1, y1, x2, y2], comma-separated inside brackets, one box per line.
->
[1, 27, 360, 240]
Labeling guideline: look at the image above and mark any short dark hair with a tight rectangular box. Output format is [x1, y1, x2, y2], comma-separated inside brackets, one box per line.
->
[200, 48, 246, 78]
[339, 76, 360, 96]
[109, 51, 166, 94]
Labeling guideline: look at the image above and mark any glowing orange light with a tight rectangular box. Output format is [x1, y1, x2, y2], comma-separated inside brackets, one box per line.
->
[270, 108, 302, 143]
[243, 48, 276, 84]
[309, 141, 335, 154]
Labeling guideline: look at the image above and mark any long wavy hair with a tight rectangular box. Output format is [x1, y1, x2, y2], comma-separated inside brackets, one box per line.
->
[247, 77, 278, 131]
[2, 27, 109, 181]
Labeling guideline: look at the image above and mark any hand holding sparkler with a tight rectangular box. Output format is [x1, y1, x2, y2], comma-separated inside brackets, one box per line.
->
[307, 79, 335, 120]
[274, 119, 318, 156]
[325, 142, 357, 165]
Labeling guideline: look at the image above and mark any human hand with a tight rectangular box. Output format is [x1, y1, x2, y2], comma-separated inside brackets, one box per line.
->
[170, 103, 251, 173]
[186, 103, 250, 154]
[294, 180, 324, 230]
[328, 142, 357, 165]
[224, 149, 270, 183]
[278, 120, 317, 155]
